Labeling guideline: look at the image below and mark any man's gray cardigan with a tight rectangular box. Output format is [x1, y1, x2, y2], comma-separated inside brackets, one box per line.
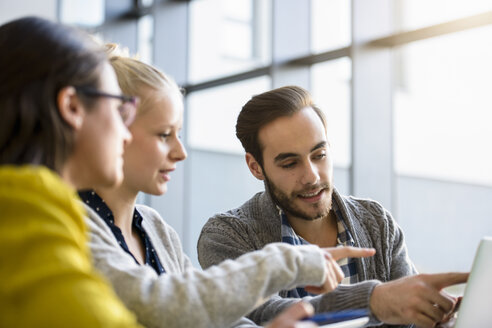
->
[198, 188, 417, 327]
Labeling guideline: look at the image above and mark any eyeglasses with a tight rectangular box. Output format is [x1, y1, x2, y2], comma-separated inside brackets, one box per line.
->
[76, 87, 139, 126]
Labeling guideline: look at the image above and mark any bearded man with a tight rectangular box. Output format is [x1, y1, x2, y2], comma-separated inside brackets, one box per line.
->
[198, 86, 465, 328]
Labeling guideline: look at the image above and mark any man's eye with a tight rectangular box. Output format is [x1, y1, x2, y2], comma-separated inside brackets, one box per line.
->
[281, 162, 296, 169]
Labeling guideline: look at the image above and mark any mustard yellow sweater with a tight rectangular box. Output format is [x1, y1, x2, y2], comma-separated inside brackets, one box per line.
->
[0, 165, 142, 328]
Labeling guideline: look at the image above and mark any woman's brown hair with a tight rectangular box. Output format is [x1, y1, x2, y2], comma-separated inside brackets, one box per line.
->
[0, 16, 107, 172]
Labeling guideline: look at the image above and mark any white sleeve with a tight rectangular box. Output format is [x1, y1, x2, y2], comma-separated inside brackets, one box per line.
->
[85, 206, 326, 328]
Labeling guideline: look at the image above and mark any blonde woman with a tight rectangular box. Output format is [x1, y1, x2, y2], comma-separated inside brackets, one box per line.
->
[80, 45, 375, 328]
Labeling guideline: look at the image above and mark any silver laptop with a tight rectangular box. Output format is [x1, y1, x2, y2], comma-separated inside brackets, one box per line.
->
[454, 236, 492, 327]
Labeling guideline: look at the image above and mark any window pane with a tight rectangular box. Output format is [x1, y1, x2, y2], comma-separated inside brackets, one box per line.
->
[138, 14, 154, 64]
[60, 0, 104, 27]
[188, 0, 271, 83]
[223, 0, 251, 21]
[394, 25, 492, 186]
[311, 57, 352, 168]
[221, 21, 252, 60]
[396, 0, 492, 31]
[311, 0, 351, 53]
[0, 0, 57, 23]
[187, 76, 271, 153]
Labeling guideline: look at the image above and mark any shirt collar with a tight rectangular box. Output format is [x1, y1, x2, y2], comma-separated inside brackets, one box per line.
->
[78, 190, 143, 229]
[278, 195, 355, 247]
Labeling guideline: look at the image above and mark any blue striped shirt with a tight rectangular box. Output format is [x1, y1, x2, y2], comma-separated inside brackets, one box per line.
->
[280, 198, 358, 297]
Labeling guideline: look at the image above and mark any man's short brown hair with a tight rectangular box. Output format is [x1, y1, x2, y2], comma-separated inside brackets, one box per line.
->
[236, 85, 327, 166]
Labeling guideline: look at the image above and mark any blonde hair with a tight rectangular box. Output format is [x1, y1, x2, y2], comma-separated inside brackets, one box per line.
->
[105, 43, 182, 116]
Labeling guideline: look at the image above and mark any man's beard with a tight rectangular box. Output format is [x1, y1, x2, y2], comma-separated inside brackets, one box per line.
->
[264, 174, 333, 221]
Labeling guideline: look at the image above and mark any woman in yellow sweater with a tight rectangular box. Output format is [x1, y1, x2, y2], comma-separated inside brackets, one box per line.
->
[0, 16, 142, 327]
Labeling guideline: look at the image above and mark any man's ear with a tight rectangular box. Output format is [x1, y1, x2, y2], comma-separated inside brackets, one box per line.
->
[57, 86, 85, 130]
[245, 153, 265, 181]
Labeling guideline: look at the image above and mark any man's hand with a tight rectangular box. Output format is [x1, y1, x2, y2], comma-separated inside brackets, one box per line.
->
[369, 272, 468, 328]
[305, 246, 376, 294]
[437, 296, 462, 327]
[265, 302, 317, 328]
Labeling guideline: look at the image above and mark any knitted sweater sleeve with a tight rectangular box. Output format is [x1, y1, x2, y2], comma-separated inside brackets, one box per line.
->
[85, 206, 327, 328]
[348, 197, 418, 282]
[198, 215, 381, 326]
[384, 208, 418, 279]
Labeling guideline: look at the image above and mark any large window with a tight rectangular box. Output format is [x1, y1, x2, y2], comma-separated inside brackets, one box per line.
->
[60, 0, 104, 27]
[187, 76, 271, 153]
[137, 14, 154, 64]
[311, 57, 351, 168]
[311, 0, 350, 53]
[396, 0, 492, 31]
[392, 6, 492, 273]
[394, 25, 492, 186]
[0, 0, 57, 23]
[188, 0, 271, 83]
